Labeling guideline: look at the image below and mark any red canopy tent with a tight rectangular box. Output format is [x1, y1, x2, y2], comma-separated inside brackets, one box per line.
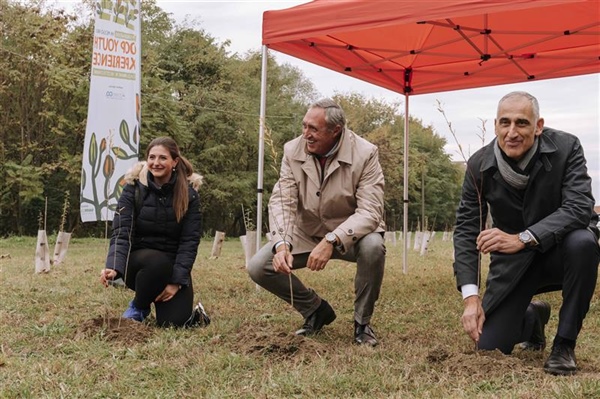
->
[256, 0, 600, 271]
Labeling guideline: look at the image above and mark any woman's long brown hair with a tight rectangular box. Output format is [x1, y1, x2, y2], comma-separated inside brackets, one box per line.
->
[145, 137, 194, 222]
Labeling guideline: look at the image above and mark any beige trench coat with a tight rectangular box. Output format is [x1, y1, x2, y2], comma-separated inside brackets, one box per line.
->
[268, 128, 385, 255]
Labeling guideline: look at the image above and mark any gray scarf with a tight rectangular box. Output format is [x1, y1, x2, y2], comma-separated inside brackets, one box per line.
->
[494, 138, 538, 190]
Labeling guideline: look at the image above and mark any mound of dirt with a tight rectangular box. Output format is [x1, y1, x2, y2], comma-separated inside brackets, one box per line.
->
[76, 316, 153, 345]
[427, 346, 540, 378]
[234, 327, 329, 360]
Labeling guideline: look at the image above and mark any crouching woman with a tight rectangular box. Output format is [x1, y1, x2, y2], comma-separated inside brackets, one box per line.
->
[100, 136, 207, 327]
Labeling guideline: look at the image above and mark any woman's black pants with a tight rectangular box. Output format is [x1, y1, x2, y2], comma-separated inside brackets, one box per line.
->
[124, 248, 194, 327]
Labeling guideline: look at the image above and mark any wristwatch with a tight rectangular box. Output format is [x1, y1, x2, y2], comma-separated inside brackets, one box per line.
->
[325, 232, 338, 246]
[518, 230, 538, 247]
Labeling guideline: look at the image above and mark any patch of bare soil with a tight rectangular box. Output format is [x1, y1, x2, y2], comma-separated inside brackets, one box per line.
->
[76, 316, 153, 345]
[426, 346, 541, 378]
[232, 323, 328, 360]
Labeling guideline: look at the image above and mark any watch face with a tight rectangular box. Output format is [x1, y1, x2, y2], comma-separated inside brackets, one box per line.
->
[519, 231, 531, 242]
[325, 232, 336, 243]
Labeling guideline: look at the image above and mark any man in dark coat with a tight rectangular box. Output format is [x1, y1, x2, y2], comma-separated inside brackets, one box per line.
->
[453, 91, 599, 376]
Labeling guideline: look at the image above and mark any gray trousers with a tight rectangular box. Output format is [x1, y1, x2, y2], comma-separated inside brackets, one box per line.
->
[248, 232, 386, 325]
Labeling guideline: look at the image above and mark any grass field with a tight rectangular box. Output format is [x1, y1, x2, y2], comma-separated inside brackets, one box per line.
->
[1, 235, 599, 398]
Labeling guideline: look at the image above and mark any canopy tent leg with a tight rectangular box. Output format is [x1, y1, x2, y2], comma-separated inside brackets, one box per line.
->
[256, 45, 268, 253]
[403, 93, 409, 274]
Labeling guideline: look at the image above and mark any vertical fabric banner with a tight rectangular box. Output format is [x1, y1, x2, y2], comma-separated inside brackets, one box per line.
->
[80, 0, 141, 222]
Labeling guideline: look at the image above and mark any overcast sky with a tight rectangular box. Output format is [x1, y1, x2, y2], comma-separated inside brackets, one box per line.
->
[57, 0, 600, 202]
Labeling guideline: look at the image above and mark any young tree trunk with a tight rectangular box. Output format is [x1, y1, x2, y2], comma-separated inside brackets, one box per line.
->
[419, 231, 431, 256]
[243, 230, 257, 268]
[52, 231, 72, 266]
[35, 230, 51, 273]
[384, 231, 396, 246]
[210, 231, 225, 259]
[413, 231, 422, 251]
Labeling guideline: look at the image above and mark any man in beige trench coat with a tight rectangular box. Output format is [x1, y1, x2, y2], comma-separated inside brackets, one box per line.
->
[248, 98, 386, 346]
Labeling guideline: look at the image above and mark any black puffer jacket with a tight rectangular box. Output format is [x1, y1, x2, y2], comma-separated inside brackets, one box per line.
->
[106, 164, 202, 287]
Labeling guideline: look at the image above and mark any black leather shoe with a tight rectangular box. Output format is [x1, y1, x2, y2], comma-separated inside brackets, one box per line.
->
[295, 299, 336, 336]
[354, 322, 378, 347]
[543, 344, 577, 376]
[519, 300, 551, 351]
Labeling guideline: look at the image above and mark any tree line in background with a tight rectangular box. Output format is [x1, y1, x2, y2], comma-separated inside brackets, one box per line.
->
[0, 0, 463, 238]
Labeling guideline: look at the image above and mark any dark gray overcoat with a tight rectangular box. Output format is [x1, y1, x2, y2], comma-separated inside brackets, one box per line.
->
[453, 127, 599, 314]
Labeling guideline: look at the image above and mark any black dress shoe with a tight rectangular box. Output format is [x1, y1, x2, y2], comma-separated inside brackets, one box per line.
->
[354, 322, 378, 347]
[295, 299, 336, 336]
[543, 344, 577, 376]
[519, 300, 551, 351]
[184, 301, 211, 328]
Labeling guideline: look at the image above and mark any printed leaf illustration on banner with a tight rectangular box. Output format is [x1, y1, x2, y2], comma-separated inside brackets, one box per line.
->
[80, 0, 141, 222]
